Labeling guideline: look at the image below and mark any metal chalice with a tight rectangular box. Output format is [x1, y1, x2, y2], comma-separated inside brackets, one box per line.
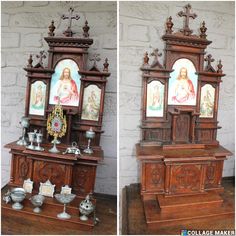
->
[10, 188, 26, 210]
[54, 193, 76, 219]
[27, 132, 36, 150]
[83, 127, 95, 154]
[35, 133, 44, 151]
[30, 194, 45, 213]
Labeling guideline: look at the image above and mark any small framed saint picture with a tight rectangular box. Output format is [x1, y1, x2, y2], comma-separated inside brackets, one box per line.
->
[39, 180, 55, 197]
[29, 80, 47, 116]
[49, 59, 81, 107]
[23, 178, 34, 193]
[81, 84, 101, 121]
[200, 84, 215, 118]
[60, 185, 72, 194]
[146, 80, 164, 117]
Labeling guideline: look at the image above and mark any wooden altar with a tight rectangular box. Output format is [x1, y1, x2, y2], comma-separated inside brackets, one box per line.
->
[136, 4, 234, 227]
[3, 8, 110, 230]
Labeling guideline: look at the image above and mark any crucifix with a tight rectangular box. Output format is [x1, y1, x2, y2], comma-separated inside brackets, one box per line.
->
[204, 54, 215, 72]
[35, 51, 46, 68]
[150, 48, 163, 68]
[61, 7, 80, 37]
[90, 53, 101, 68]
[178, 4, 197, 36]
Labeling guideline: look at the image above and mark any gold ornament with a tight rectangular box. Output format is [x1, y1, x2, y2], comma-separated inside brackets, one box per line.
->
[47, 104, 67, 153]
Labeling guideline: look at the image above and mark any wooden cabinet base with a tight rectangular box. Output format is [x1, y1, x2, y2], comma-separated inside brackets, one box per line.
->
[143, 192, 234, 228]
[2, 186, 95, 231]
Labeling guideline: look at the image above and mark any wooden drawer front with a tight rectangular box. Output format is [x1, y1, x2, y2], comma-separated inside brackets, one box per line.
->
[33, 160, 72, 192]
[72, 164, 97, 195]
[13, 154, 33, 186]
[169, 164, 202, 195]
[144, 162, 165, 193]
[205, 160, 223, 189]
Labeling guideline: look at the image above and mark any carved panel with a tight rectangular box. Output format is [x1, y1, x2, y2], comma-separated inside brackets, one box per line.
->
[175, 114, 190, 142]
[170, 164, 201, 194]
[198, 129, 213, 142]
[14, 155, 32, 185]
[145, 162, 164, 192]
[33, 161, 68, 191]
[72, 164, 96, 195]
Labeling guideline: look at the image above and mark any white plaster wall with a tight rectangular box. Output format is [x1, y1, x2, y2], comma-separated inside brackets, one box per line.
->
[1, 1, 117, 195]
[119, 1, 235, 191]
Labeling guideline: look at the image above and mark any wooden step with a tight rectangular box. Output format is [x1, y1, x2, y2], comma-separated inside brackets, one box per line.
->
[157, 192, 223, 213]
[143, 194, 234, 228]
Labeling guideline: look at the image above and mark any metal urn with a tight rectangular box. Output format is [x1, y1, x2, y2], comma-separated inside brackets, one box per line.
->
[10, 188, 26, 210]
[16, 116, 30, 146]
[30, 194, 45, 213]
[79, 194, 95, 221]
[83, 127, 95, 154]
[54, 193, 76, 219]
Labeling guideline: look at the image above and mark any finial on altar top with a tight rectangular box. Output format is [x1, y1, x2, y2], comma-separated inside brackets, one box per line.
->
[200, 21, 207, 39]
[150, 48, 163, 68]
[61, 7, 80, 37]
[143, 52, 149, 66]
[83, 20, 90, 38]
[27, 54, 33, 68]
[217, 60, 223, 73]
[204, 54, 215, 72]
[48, 20, 56, 37]
[178, 4, 197, 36]
[103, 58, 109, 72]
[35, 51, 47, 68]
[166, 16, 174, 34]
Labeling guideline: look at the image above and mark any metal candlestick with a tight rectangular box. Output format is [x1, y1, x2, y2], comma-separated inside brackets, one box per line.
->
[83, 127, 95, 154]
[16, 116, 30, 146]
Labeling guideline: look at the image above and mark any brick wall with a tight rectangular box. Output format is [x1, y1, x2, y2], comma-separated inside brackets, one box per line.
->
[119, 1, 235, 190]
[1, 1, 117, 195]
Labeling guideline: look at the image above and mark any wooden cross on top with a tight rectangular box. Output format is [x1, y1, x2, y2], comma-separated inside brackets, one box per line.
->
[35, 51, 46, 68]
[89, 53, 101, 70]
[178, 4, 197, 36]
[204, 54, 215, 72]
[150, 48, 163, 68]
[61, 7, 80, 37]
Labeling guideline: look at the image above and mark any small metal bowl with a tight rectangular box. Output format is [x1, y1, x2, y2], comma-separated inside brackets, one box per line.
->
[10, 188, 26, 210]
[30, 194, 45, 213]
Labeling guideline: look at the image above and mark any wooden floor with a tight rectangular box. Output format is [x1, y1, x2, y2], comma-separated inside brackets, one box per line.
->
[1, 186, 117, 235]
[122, 179, 235, 235]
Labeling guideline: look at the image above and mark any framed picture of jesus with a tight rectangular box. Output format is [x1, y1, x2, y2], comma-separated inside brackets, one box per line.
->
[168, 58, 198, 106]
[49, 59, 81, 107]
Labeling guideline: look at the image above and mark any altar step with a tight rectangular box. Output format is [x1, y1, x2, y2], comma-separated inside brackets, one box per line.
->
[157, 192, 223, 213]
[143, 192, 234, 228]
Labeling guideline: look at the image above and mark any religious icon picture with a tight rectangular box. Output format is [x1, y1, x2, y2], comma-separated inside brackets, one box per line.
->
[49, 59, 81, 107]
[200, 84, 215, 118]
[168, 58, 198, 106]
[146, 80, 164, 117]
[81, 84, 101, 121]
[29, 80, 47, 116]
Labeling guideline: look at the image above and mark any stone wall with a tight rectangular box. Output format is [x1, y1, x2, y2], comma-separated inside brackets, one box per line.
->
[1, 1, 117, 195]
[120, 1, 235, 190]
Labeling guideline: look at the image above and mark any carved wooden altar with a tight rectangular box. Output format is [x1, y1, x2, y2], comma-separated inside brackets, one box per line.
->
[3, 8, 110, 229]
[136, 4, 234, 227]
